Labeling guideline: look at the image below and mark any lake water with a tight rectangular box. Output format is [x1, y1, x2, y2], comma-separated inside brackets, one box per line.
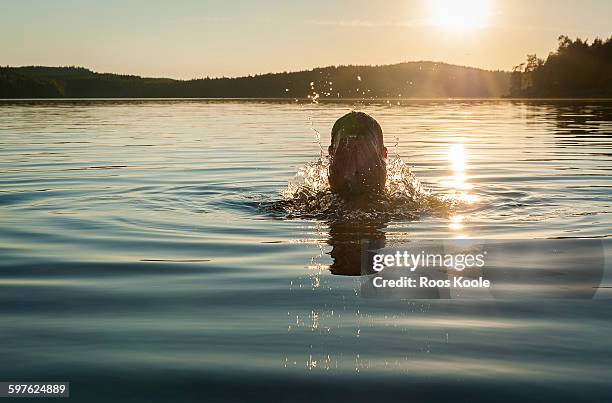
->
[1, 99, 611, 402]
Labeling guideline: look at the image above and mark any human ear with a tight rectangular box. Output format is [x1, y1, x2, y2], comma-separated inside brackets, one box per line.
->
[383, 147, 388, 159]
[328, 145, 333, 156]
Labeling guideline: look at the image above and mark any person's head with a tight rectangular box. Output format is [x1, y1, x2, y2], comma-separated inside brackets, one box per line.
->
[328, 111, 387, 197]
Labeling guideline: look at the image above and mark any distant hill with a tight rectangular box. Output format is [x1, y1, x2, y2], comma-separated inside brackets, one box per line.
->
[0, 62, 510, 99]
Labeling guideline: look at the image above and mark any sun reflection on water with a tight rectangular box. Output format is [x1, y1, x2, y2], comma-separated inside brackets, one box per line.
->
[448, 214, 465, 231]
[444, 142, 478, 203]
[444, 142, 479, 235]
[446, 143, 470, 189]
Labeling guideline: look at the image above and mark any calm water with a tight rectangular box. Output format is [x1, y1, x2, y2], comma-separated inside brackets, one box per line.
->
[1, 100, 611, 402]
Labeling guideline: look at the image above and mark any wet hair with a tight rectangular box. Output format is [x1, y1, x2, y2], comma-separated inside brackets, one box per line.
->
[330, 111, 384, 152]
[328, 111, 386, 197]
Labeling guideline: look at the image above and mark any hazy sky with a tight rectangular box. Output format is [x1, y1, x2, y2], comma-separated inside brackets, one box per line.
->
[2, 0, 611, 79]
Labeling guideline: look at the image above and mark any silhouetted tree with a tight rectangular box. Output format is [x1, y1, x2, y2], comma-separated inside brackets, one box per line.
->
[510, 35, 612, 97]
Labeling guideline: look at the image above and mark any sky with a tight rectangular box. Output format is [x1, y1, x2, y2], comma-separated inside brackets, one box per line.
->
[2, 0, 611, 79]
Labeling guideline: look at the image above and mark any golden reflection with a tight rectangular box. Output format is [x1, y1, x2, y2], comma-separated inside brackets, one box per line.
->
[310, 309, 319, 331]
[444, 142, 478, 235]
[448, 214, 465, 231]
[443, 142, 478, 204]
[306, 354, 317, 370]
[447, 143, 471, 190]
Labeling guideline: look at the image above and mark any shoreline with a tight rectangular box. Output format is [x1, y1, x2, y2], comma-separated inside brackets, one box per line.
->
[3, 97, 612, 102]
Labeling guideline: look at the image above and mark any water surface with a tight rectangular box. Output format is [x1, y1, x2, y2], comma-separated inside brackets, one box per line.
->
[1, 100, 611, 402]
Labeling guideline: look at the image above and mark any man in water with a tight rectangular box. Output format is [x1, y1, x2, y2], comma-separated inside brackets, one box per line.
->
[328, 111, 388, 198]
[325, 112, 389, 275]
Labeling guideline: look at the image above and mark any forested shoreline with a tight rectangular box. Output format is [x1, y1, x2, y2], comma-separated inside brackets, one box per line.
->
[509, 36, 612, 97]
[0, 62, 509, 99]
[2, 35, 611, 99]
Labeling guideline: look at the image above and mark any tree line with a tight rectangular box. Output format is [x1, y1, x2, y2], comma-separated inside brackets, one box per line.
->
[3, 35, 611, 99]
[510, 35, 612, 97]
[1, 62, 509, 99]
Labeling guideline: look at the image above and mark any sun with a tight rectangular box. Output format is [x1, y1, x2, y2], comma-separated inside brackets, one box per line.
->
[428, 0, 492, 32]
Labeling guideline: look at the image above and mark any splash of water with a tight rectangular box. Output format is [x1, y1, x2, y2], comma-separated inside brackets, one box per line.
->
[307, 116, 323, 157]
[264, 78, 455, 222]
[269, 153, 455, 223]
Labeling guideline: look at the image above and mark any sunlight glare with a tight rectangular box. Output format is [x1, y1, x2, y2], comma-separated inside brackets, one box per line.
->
[428, 0, 492, 32]
[443, 142, 479, 205]
[448, 143, 471, 191]
[448, 214, 465, 231]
